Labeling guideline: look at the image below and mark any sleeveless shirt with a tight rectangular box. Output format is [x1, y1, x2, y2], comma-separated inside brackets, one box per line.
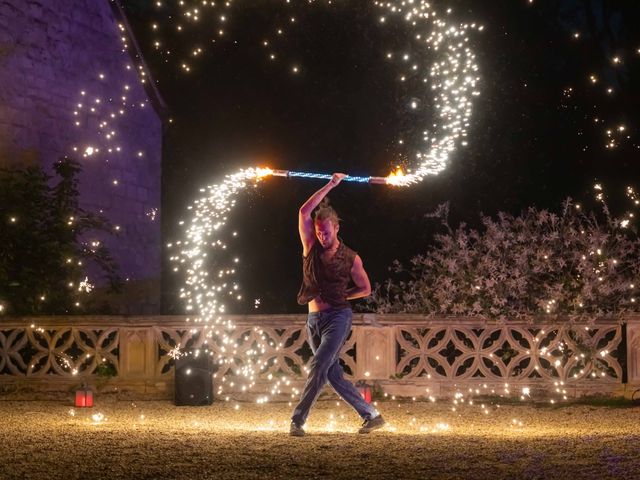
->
[297, 240, 357, 308]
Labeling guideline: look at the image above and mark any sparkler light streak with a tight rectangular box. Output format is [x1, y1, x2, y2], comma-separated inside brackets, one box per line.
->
[168, 1, 482, 402]
[373, 1, 480, 182]
[172, 168, 423, 400]
[172, 168, 290, 402]
[152, 0, 481, 184]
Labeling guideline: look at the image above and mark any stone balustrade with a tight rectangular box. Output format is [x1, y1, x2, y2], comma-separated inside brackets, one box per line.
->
[1, 314, 638, 399]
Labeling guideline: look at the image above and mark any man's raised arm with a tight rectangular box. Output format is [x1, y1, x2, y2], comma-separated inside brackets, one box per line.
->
[298, 173, 346, 256]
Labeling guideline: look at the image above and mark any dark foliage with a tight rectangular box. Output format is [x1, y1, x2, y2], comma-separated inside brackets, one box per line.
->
[0, 158, 121, 315]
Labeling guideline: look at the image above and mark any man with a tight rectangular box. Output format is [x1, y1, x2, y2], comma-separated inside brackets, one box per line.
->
[290, 173, 385, 436]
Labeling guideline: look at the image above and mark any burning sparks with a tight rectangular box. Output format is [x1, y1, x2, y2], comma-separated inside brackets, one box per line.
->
[162, 3, 640, 412]
[385, 166, 415, 186]
[172, 168, 284, 399]
[150, 1, 480, 184]
[105, 6, 484, 403]
[168, 343, 184, 360]
[373, 2, 481, 182]
[78, 277, 94, 293]
[162, 0, 486, 399]
[91, 412, 106, 424]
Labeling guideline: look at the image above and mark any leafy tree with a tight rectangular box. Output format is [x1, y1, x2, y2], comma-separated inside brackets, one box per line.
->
[0, 158, 121, 315]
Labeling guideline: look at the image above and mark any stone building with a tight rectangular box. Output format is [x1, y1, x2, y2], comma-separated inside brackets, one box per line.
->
[0, 0, 164, 312]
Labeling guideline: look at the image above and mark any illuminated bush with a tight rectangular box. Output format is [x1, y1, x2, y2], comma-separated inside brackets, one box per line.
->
[368, 187, 640, 320]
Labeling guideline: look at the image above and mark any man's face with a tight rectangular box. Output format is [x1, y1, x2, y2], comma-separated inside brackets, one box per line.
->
[314, 218, 339, 249]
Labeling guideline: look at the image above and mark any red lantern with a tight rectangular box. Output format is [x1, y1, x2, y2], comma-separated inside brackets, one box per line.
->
[75, 386, 94, 408]
[357, 382, 372, 404]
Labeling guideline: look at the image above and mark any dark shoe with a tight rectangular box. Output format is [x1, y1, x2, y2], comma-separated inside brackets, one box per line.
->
[358, 415, 385, 434]
[290, 421, 305, 437]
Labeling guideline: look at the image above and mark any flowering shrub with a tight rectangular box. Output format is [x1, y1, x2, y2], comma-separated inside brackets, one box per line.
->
[366, 187, 640, 320]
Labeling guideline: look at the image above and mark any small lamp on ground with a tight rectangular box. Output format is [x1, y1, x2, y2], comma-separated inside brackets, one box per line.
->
[75, 384, 94, 408]
[356, 381, 372, 404]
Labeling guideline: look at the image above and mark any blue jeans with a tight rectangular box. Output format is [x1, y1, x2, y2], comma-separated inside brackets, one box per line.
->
[291, 307, 379, 426]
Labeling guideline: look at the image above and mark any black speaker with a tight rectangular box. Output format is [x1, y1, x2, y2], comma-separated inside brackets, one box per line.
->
[174, 354, 214, 406]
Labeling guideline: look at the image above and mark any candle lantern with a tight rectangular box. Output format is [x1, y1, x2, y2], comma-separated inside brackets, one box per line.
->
[356, 381, 372, 404]
[75, 385, 94, 408]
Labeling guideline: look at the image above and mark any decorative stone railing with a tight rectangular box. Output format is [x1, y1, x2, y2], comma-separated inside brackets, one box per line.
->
[1, 315, 638, 398]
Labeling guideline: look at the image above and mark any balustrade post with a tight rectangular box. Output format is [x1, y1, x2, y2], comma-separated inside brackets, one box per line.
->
[626, 317, 640, 390]
[119, 327, 157, 381]
[354, 320, 395, 380]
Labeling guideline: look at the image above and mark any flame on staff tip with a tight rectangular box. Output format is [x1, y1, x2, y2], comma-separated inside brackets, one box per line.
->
[385, 166, 417, 186]
[247, 167, 290, 181]
[254, 167, 274, 179]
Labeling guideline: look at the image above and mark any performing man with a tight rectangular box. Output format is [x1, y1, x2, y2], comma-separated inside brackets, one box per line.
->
[290, 173, 385, 436]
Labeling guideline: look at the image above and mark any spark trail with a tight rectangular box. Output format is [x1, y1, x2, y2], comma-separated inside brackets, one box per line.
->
[167, 0, 482, 401]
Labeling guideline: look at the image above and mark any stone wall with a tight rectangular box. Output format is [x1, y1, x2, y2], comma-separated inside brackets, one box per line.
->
[0, 0, 163, 312]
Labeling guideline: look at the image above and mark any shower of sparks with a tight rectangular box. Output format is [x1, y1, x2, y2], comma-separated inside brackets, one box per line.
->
[66, 18, 160, 295]
[30, 14, 163, 318]
[150, 0, 481, 183]
[164, 1, 482, 401]
[70, 21, 153, 185]
[9, 2, 629, 430]
[529, 3, 637, 152]
[170, 168, 294, 402]
[0, 11, 157, 320]
[168, 343, 185, 360]
[168, 171, 628, 410]
[373, 1, 481, 182]
[165, 4, 634, 408]
[78, 277, 94, 293]
[608, 185, 638, 243]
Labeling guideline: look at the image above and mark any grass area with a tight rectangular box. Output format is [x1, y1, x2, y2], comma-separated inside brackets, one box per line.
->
[0, 396, 638, 479]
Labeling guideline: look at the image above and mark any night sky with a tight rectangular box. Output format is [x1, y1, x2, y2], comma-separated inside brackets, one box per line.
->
[121, 0, 640, 314]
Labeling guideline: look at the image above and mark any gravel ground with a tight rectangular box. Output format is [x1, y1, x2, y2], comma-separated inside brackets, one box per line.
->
[0, 397, 638, 480]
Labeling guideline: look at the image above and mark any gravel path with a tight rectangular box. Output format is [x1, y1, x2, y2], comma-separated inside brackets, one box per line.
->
[0, 397, 638, 479]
